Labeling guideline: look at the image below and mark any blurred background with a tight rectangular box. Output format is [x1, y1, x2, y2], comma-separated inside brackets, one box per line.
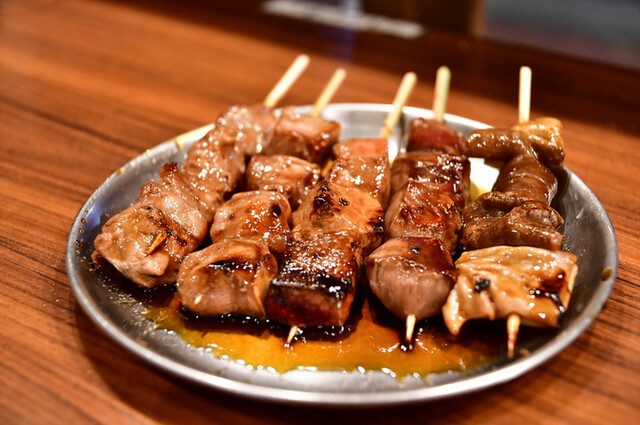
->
[260, 0, 640, 71]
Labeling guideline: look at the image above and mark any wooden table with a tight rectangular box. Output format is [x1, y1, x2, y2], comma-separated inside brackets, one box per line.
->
[2, 0, 638, 423]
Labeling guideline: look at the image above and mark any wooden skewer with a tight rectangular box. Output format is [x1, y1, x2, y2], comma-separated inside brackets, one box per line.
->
[432, 66, 451, 123]
[146, 231, 167, 255]
[379, 72, 417, 139]
[506, 65, 532, 358]
[311, 67, 346, 118]
[286, 67, 348, 346]
[263, 54, 310, 109]
[286, 325, 298, 345]
[405, 314, 416, 342]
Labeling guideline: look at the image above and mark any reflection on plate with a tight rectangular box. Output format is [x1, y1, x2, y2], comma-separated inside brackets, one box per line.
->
[66, 104, 617, 406]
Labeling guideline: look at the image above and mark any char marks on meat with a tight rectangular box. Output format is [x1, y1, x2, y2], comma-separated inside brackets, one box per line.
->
[442, 246, 578, 334]
[177, 239, 277, 318]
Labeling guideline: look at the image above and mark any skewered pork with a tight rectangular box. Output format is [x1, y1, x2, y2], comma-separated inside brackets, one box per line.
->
[406, 117, 463, 155]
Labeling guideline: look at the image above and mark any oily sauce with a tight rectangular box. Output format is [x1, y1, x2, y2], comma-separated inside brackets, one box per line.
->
[141, 285, 505, 378]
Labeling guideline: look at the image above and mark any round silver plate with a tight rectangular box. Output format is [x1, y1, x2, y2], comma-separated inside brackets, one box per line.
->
[66, 104, 618, 406]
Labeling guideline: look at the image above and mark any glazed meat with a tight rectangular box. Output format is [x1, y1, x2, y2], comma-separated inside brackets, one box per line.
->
[245, 155, 321, 210]
[390, 152, 470, 209]
[385, 180, 462, 252]
[328, 138, 391, 207]
[442, 246, 578, 335]
[177, 239, 278, 318]
[406, 117, 463, 155]
[214, 104, 277, 156]
[94, 164, 210, 288]
[262, 106, 341, 163]
[492, 154, 558, 205]
[366, 237, 455, 320]
[266, 233, 361, 327]
[464, 117, 565, 165]
[209, 190, 292, 257]
[461, 191, 564, 251]
[292, 180, 385, 255]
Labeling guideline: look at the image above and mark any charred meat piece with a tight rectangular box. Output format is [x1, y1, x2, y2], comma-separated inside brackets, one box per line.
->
[209, 190, 291, 257]
[94, 176, 209, 288]
[461, 191, 564, 251]
[406, 117, 463, 155]
[177, 239, 277, 318]
[328, 138, 391, 207]
[293, 180, 385, 255]
[442, 246, 578, 335]
[245, 155, 321, 210]
[464, 117, 565, 165]
[214, 104, 277, 156]
[385, 180, 462, 252]
[266, 233, 361, 327]
[262, 106, 341, 163]
[391, 152, 470, 209]
[366, 237, 455, 320]
[492, 155, 558, 205]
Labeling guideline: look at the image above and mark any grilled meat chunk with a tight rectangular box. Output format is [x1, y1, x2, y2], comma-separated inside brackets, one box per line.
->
[461, 191, 564, 251]
[366, 237, 455, 320]
[407, 117, 463, 155]
[266, 233, 361, 327]
[385, 180, 462, 252]
[94, 171, 209, 288]
[442, 246, 578, 334]
[492, 154, 558, 205]
[391, 152, 470, 209]
[262, 106, 341, 162]
[214, 104, 277, 156]
[177, 239, 278, 318]
[328, 138, 391, 207]
[464, 117, 565, 165]
[245, 155, 321, 210]
[293, 180, 385, 255]
[209, 190, 291, 257]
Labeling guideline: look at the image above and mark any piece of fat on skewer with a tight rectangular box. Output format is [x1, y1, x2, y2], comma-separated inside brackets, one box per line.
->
[283, 72, 417, 346]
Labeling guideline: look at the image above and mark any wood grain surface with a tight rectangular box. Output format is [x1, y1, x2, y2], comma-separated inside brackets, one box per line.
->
[1, 0, 638, 423]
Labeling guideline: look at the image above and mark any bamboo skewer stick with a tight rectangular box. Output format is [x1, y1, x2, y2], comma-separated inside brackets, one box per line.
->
[379, 72, 417, 139]
[506, 65, 532, 359]
[432, 66, 451, 123]
[146, 232, 167, 255]
[263, 54, 311, 109]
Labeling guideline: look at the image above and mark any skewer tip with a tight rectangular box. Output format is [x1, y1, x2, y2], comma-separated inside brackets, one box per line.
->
[405, 314, 416, 343]
[263, 54, 311, 109]
[507, 313, 521, 359]
[518, 66, 532, 124]
[286, 325, 299, 346]
[433, 66, 451, 122]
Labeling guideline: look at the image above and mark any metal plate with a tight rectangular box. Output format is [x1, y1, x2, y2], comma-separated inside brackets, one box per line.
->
[66, 103, 618, 406]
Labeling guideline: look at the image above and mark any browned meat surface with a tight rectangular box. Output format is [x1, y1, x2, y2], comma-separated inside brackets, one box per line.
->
[390, 152, 470, 209]
[262, 106, 341, 163]
[94, 175, 209, 288]
[328, 138, 391, 207]
[442, 246, 578, 335]
[492, 155, 558, 205]
[366, 237, 455, 320]
[385, 180, 462, 252]
[214, 104, 277, 156]
[245, 154, 321, 210]
[406, 117, 463, 155]
[464, 117, 565, 165]
[292, 180, 385, 255]
[461, 191, 564, 251]
[209, 190, 291, 257]
[177, 239, 277, 318]
[266, 233, 361, 327]
[181, 129, 246, 196]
